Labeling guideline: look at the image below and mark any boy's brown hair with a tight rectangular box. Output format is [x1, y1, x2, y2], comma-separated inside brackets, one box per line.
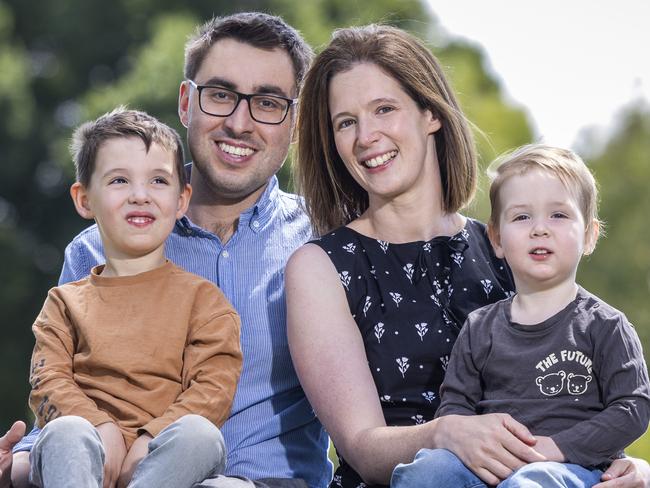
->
[70, 107, 186, 189]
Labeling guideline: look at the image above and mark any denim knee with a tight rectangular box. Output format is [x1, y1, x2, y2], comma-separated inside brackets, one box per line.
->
[158, 414, 225, 473]
[38, 415, 97, 443]
[392, 448, 485, 488]
[500, 461, 603, 488]
[30, 416, 104, 488]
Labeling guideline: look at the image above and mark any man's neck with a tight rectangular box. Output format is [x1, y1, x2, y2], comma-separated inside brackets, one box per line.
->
[186, 175, 270, 243]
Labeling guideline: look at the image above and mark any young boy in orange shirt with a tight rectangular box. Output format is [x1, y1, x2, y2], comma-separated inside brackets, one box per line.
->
[28, 107, 242, 488]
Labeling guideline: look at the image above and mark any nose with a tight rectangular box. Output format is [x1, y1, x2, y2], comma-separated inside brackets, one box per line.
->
[223, 97, 255, 135]
[128, 183, 151, 205]
[356, 118, 380, 148]
[531, 218, 550, 237]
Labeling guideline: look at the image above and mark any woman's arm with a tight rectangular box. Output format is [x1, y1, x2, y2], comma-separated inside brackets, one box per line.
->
[286, 244, 542, 485]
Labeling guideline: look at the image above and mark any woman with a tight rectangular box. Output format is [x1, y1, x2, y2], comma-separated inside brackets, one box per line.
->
[286, 24, 650, 488]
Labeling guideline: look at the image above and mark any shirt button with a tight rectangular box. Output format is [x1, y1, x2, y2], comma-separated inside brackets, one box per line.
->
[252, 220, 260, 228]
[222, 250, 229, 258]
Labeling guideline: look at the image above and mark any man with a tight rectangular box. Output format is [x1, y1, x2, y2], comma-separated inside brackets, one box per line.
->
[7, 12, 330, 488]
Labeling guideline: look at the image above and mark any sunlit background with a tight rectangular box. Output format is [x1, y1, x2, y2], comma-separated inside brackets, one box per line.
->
[1, 0, 648, 459]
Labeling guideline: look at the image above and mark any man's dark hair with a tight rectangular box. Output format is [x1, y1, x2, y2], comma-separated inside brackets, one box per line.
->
[184, 12, 313, 93]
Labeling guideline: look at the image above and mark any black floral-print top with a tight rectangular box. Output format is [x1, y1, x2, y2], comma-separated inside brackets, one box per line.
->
[311, 218, 515, 488]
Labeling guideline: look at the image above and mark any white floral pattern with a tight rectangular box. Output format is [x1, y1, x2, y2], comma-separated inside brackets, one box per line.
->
[339, 271, 351, 290]
[310, 220, 514, 488]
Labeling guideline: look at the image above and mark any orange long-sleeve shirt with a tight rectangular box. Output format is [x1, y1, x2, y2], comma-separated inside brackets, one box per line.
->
[29, 261, 242, 448]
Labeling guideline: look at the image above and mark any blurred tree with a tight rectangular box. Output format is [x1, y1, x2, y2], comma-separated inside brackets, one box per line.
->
[576, 102, 650, 458]
[0, 0, 534, 437]
[579, 103, 650, 348]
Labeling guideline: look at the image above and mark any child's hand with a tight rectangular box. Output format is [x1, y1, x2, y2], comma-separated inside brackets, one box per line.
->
[0, 421, 26, 488]
[96, 422, 126, 488]
[117, 433, 152, 488]
[532, 436, 565, 463]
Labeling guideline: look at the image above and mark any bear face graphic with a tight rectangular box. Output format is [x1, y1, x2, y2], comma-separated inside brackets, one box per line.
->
[567, 372, 592, 395]
[535, 370, 566, 396]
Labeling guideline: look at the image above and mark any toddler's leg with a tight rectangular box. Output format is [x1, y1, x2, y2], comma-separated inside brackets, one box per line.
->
[29, 416, 104, 488]
[391, 448, 487, 488]
[498, 461, 603, 488]
[128, 414, 225, 488]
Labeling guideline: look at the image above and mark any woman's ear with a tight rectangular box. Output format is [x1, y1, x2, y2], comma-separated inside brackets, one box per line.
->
[427, 111, 442, 134]
[583, 219, 600, 255]
[70, 182, 95, 220]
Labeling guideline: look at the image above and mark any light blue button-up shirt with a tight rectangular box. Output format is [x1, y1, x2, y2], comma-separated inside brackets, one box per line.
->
[16, 176, 331, 488]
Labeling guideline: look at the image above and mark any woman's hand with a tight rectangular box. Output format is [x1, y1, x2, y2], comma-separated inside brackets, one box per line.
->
[595, 457, 650, 488]
[434, 413, 545, 485]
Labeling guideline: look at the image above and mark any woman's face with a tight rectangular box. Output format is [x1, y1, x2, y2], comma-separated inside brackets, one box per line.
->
[328, 62, 441, 204]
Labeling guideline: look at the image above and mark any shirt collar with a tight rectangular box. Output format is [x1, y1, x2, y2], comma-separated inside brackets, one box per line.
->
[175, 172, 280, 236]
[239, 175, 279, 232]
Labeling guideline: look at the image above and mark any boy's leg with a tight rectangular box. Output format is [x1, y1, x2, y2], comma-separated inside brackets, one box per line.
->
[498, 461, 603, 488]
[128, 414, 225, 488]
[29, 416, 104, 488]
[391, 448, 487, 488]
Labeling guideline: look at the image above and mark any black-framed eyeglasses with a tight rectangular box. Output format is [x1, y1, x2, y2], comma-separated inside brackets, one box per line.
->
[188, 80, 296, 125]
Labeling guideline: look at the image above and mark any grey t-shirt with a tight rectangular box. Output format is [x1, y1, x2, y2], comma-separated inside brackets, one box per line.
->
[437, 286, 650, 468]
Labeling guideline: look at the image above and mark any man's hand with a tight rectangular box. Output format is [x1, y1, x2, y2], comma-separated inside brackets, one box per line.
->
[96, 422, 126, 488]
[0, 421, 26, 488]
[435, 413, 546, 485]
[116, 433, 152, 488]
[595, 457, 650, 488]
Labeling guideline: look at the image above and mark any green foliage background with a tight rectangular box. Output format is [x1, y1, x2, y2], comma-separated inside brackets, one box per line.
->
[1, 0, 648, 459]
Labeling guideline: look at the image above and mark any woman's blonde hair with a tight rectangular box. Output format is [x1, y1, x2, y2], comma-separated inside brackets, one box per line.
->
[295, 24, 477, 235]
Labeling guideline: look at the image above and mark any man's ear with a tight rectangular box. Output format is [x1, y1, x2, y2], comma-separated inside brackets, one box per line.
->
[583, 219, 600, 255]
[175, 183, 192, 219]
[70, 182, 94, 220]
[178, 81, 190, 128]
[487, 222, 505, 259]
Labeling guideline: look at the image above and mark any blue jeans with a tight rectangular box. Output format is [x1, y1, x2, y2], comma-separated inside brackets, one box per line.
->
[391, 448, 604, 488]
[30, 414, 226, 488]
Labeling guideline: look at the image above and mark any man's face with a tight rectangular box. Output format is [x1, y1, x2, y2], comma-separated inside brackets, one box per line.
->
[179, 38, 296, 203]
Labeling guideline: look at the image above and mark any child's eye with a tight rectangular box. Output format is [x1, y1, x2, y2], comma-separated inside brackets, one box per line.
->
[152, 177, 169, 185]
[512, 214, 529, 222]
[551, 212, 569, 219]
[109, 177, 127, 185]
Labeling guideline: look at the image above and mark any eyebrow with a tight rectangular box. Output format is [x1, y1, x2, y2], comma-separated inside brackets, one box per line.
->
[199, 76, 292, 98]
[504, 201, 573, 212]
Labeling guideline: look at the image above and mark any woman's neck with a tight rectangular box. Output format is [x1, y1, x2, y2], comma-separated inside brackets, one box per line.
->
[349, 196, 465, 243]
